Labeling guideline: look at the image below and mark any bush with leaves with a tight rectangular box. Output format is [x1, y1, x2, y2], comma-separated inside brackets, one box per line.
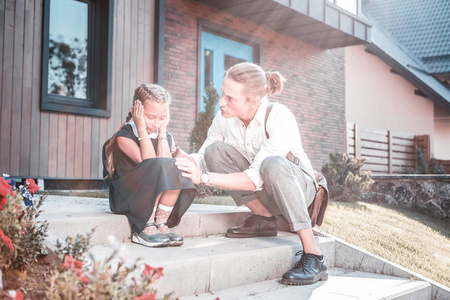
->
[189, 83, 225, 197]
[0, 176, 47, 269]
[46, 238, 170, 300]
[407, 147, 446, 174]
[321, 153, 374, 202]
[189, 82, 219, 153]
[55, 228, 96, 262]
[13, 195, 49, 268]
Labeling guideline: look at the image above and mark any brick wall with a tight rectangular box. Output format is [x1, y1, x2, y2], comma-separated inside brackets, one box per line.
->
[164, 0, 346, 170]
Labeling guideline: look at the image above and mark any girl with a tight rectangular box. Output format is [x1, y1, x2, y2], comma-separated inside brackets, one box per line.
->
[103, 83, 196, 247]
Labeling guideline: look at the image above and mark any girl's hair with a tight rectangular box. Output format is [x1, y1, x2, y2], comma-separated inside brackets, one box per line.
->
[104, 83, 172, 178]
[225, 62, 286, 100]
[123, 83, 173, 122]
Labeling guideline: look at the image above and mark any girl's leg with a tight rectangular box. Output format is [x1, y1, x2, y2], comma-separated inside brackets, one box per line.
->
[155, 189, 181, 233]
[142, 193, 162, 235]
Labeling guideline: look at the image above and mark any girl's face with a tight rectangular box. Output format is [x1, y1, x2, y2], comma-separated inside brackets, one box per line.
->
[218, 76, 254, 119]
[142, 100, 168, 133]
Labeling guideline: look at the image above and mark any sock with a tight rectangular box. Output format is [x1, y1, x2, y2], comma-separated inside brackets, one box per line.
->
[155, 203, 174, 234]
[142, 207, 159, 235]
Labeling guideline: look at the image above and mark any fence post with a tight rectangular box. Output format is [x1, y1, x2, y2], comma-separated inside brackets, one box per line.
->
[388, 130, 393, 174]
[354, 123, 361, 157]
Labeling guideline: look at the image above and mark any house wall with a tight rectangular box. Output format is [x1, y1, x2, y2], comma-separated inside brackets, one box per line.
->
[163, 0, 347, 169]
[434, 104, 450, 159]
[0, 0, 347, 180]
[346, 45, 435, 134]
[346, 45, 450, 161]
[346, 45, 436, 145]
[0, 0, 156, 179]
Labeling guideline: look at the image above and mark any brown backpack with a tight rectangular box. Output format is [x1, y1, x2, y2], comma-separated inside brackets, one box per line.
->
[265, 102, 329, 227]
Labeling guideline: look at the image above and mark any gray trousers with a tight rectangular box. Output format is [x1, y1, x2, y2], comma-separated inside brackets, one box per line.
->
[204, 141, 316, 231]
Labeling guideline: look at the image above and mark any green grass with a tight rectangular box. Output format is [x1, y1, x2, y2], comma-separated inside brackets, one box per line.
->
[195, 195, 450, 287]
[317, 201, 450, 287]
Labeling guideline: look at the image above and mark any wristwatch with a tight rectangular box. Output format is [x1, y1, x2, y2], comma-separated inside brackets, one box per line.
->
[200, 171, 210, 184]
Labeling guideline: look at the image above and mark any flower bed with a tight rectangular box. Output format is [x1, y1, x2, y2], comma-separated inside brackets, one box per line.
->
[0, 175, 170, 300]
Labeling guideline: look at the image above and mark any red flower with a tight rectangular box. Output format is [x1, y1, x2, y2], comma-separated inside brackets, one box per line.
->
[78, 274, 90, 284]
[0, 177, 13, 197]
[14, 291, 23, 300]
[0, 228, 14, 252]
[143, 264, 164, 279]
[25, 178, 40, 194]
[0, 196, 6, 210]
[134, 293, 156, 300]
[59, 255, 84, 271]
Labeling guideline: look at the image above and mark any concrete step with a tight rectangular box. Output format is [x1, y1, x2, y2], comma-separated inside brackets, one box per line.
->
[87, 232, 336, 299]
[181, 268, 431, 300]
[38, 195, 434, 300]
[40, 195, 276, 245]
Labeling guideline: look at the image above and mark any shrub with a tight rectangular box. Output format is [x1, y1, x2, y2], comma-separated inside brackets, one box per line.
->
[189, 82, 219, 153]
[188, 82, 225, 197]
[55, 228, 96, 262]
[12, 195, 49, 269]
[46, 238, 170, 300]
[408, 147, 446, 174]
[321, 153, 374, 202]
[0, 176, 47, 269]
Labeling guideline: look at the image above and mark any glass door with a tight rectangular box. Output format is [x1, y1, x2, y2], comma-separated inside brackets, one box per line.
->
[200, 32, 253, 112]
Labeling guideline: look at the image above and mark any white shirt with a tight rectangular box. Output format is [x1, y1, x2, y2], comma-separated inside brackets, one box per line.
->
[191, 99, 315, 191]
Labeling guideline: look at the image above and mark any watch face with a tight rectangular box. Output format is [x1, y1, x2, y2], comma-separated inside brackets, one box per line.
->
[201, 173, 209, 184]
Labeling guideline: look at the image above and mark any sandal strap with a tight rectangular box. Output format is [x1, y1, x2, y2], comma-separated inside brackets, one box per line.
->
[155, 223, 167, 229]
[145, 222, 156, 228]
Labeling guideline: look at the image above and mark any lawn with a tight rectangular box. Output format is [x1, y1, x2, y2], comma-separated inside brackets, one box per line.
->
[194, 196, 450, 287]
[317, 201, 450, 287]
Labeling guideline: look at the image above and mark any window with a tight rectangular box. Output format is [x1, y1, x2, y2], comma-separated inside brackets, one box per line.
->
[41, 0, 113, 117]
[198, 21, 261, 113]
[327, 0, 360, 15]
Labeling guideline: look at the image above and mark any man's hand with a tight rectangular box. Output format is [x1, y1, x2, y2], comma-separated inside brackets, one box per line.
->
[175, 157, 202, 184]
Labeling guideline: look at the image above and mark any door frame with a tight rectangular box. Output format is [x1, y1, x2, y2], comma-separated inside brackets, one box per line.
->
[196, 19, 262, 113]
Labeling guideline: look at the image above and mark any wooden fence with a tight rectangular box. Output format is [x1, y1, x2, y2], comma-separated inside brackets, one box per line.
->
[347, 123, 417, 174]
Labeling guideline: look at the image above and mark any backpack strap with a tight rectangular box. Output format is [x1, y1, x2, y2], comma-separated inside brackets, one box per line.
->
[265, 102, 274, 139]
[264, 102, 319, 191]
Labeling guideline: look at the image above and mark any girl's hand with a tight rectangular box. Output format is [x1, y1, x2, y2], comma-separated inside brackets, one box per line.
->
[175, 157, 202, 184]
[131, 100, 146, 132]
[159, 109, 170, 132]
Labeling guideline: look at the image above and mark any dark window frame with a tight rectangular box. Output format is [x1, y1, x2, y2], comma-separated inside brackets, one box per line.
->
[196, 19, 262, 113]
[41, 0, 113, 118]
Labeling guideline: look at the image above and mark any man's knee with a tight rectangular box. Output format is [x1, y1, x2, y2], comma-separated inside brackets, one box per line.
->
[260, 156, 291, 181]
[204, 141, 227, 166]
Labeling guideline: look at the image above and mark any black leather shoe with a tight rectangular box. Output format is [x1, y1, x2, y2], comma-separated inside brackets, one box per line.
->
[281, 251, 328, 285]
[226, 214, 277, 238]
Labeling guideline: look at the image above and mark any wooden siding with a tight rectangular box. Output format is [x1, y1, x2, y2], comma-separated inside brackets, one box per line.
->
[347, 123, 417, 174]
[0, 0, 156, 179]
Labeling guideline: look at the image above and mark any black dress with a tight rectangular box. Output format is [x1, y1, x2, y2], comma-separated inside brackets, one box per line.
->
[102, 124, 196, 233]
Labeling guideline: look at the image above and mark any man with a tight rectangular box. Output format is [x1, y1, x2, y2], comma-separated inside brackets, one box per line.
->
[175, 62, 328, 285]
